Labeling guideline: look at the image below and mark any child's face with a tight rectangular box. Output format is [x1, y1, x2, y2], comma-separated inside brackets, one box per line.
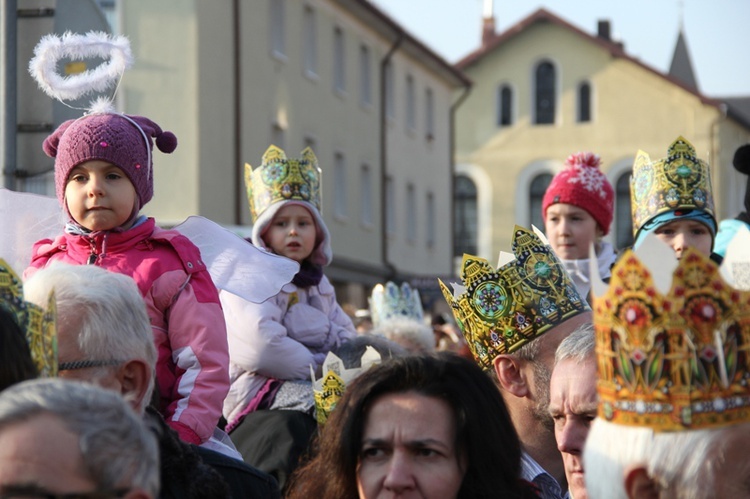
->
[264, 204, 317, 263]
[654, 219, 712, 259]
[544, 203, 601, 260]
[64, 160, 137, 232]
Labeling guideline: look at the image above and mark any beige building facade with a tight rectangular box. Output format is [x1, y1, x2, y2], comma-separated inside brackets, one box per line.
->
[11, 0, 470, 310]
[454, 8, 750, 262]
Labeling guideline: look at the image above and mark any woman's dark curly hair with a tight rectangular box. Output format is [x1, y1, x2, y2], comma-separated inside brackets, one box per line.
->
[287, 352, 536, 498]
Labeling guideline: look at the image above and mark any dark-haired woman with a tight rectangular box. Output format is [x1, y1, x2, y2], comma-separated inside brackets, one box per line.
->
[287, 352, 538, 498]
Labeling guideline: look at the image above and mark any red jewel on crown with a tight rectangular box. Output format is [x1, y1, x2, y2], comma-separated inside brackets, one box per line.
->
[100, 141, 108, 147]
[135, 164, 141, 169]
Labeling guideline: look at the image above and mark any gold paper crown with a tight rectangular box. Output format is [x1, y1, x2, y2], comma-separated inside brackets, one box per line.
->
[0, 259, 57, 377]
[592, 240, 750, 432]
[311, 347, 381, 426]
[630, 136, 715, 235]
[244, 145, 322, 223]
[439, 226, 590, 371]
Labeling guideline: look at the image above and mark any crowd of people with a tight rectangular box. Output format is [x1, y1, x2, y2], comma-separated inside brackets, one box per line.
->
[2, 31, 749, 498]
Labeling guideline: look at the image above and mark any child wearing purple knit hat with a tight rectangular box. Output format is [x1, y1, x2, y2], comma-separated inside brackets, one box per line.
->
[24, 110, 231, 448]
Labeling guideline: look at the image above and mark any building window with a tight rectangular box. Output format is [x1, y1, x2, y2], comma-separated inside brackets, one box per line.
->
[498, 84, 513, 126]
[334, 153, 347, 218]
[454, 175, 478, 256]
[333, 27, 345, 93]
[534, 61, 555, 124]
[359, 44, 371, 107]
[426, 192, 435, 248]
[270, 0, 285, 58]
[385, 176, 395, 234]
[303, 6, 317, 76]
[405, 74, 416, 131]
[615, 171, 634, 249]
[577, 82, 591, 123]
[529, 173, 553, 230]
[385, 61, 395, 120]
[425, 87, 434, 140]
[406, 183, 416, 242]
[360, 164, 372, 226]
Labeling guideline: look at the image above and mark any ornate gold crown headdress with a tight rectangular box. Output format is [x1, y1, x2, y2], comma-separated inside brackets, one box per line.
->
[591, 233, 750, 432]
[0, 259, 57, 377]
[244, 145, 322, 223]
[311, 347, 381, 426]
[439, 226, 590, 371]
[369, 281, 424, 327]
[630, 136, 715, 235]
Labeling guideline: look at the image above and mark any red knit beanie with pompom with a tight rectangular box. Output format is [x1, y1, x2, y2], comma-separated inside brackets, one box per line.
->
[542, 152, 614, 235]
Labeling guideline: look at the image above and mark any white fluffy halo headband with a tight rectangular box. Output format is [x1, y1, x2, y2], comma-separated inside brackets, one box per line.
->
[28, 31, 132, 106]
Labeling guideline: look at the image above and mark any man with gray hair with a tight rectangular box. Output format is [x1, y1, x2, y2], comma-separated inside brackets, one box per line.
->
[548, 323, 596, 499]
[24, 262, 280, 499]
[582, 238, 750, 498]
[0, 378, 158, 498]
[441, 226, 593, 499]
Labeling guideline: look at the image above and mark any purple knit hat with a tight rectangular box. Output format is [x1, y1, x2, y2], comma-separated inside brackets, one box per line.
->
[42, 113, 178, 208]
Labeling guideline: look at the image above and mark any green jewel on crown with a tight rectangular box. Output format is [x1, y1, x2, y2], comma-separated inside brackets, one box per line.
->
[629, 136, 715, 236]
[244, 145, 322, 223]
[439, 225, 590, 371]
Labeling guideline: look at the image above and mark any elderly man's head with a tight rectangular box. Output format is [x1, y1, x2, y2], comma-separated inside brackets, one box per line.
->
[584, 419, 750, 498]
[548, 323, 596, 499]
[0, 378, 159, 498]
[23, 263, 156, 414]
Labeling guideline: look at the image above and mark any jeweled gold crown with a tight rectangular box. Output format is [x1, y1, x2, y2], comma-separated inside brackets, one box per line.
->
[439, 226, 590, 371]
[244, 145, 322, 223]
[312, 347, 381, 426]
[0, 259, 57, 377]
[630, 136, 715, 235]
[592, 237, 750, 432]
[369, 281, 424, 327]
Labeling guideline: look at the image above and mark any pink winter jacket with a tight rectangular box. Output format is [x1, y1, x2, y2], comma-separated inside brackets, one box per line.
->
[25, 218, 230, 445]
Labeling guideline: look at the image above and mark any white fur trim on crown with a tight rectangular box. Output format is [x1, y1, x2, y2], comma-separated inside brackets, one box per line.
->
[28, 31, 133, 103]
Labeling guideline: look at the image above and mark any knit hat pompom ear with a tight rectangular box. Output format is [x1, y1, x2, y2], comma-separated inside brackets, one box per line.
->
[41, 119, 76, 158]
[733, 144, 750, 175]
[155, 130, 177, 154]
[129, 115, 178, 155]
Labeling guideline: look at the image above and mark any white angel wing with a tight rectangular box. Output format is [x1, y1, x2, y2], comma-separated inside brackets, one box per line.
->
[0, 188, 64, 275]
[173, 216, 299, 303]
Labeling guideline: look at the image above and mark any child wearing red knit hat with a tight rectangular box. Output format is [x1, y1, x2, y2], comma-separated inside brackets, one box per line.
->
[542, 152, 617, 299]
[25, 33, 229, 448]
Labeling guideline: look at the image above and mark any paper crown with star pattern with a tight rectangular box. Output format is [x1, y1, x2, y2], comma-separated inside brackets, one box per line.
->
[630, 136, 716, 237]
[244, 145, 322, 223]
[0, 259, 57, 378]
[590, 231, 750, 432]
[312, 347, 381, 426]
[439, 226, 590, 371]
[369, 281, 424, 327]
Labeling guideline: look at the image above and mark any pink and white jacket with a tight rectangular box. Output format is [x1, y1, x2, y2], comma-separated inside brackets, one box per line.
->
[26, 217, 230, 445]
[221, 275, 356, 427]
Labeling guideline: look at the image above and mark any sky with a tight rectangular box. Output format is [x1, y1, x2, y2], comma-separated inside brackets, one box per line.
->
[369, 0, 750, 97]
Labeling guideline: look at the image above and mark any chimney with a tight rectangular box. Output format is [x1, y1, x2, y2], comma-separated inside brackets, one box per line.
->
[482, 17, 496, 46]
[482, 0, 496, 46]
[597, 20, 611, 41]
